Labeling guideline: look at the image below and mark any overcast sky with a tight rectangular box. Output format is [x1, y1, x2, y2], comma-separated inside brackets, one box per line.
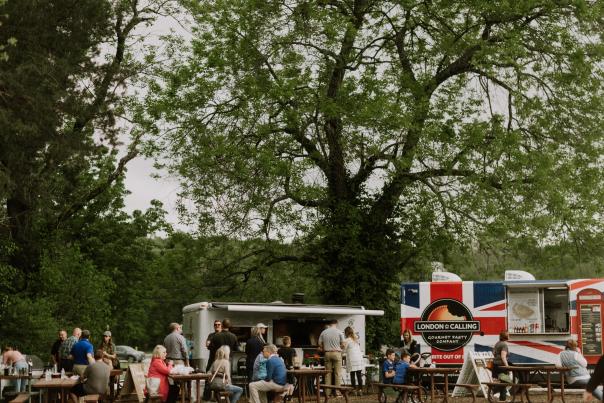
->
[121, 10, 192, 232]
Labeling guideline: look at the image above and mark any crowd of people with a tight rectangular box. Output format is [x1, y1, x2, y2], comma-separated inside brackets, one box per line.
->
[8, 321, 604, 403]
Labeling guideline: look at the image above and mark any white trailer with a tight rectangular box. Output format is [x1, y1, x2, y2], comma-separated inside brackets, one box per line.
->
[182, 301, 384, 370]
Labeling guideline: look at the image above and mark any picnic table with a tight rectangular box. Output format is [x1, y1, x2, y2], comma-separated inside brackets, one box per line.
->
[32, 378, 78, 403]
[408, 366, 459, 403]
[169, 373, 211, 403]
[287, 368, 329, 403]
[501, 365, 571, 403]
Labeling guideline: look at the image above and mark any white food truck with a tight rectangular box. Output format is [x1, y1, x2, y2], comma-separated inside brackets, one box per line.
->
[182, 301, 384, 370]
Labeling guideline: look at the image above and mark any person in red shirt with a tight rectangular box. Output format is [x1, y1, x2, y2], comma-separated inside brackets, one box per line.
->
[147, 345, 174, 402]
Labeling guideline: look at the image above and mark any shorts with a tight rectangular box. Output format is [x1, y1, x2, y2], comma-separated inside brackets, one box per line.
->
[71, 383, 86, 397]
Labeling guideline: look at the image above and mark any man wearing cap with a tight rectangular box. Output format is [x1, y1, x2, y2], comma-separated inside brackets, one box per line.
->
[246, 323, 268, 382]
[71, 329, 95, 377]
[100, 331, 118, 368]
[164, 323, 189, 367]
[318, 320, 345, 395]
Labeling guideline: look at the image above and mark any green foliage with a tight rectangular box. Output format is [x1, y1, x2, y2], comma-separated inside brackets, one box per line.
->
[143, 0, 604, 347]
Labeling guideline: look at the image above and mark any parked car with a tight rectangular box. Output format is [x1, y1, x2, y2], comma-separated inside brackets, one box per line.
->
[116, 345, 145, 362]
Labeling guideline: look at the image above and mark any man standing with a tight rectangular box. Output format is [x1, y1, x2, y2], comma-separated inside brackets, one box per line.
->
[164, 323, 189, 367]
[51, 330, 67, 369]
[318, 320, 345, 395]
[202, 319, 237, 401]
[69, 350, 111, 403]
[71, 329, 95, 377]
[211, 319, 238, 353]
[248, 344, 288, 403]
[205, 320, 222, 371]
[60, 327, 81, 372]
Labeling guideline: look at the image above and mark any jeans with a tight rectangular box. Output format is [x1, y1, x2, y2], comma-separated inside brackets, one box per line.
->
[226, 384, 243, 403]
[14, 361, 28, 392]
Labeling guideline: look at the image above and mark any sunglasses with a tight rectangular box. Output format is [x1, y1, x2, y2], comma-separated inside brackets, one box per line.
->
[214, 323, 222, 327]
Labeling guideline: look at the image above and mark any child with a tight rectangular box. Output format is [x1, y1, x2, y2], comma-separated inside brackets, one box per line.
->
[393, 352, 414, 384]
[382, 349, 396, 384]
[278, 336, 296, 384]
[278, 336, 296, 369]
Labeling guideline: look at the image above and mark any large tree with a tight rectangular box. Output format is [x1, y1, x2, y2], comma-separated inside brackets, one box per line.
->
[0, 0, 166, 287]
[145, 0, 604, 330]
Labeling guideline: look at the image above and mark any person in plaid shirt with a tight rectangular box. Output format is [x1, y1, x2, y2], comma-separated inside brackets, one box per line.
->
[59, 327, 81, 371]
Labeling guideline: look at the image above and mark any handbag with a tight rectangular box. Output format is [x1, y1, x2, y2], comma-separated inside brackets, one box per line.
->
[209, 363, 227, 391]
[498, 372, 513, 383]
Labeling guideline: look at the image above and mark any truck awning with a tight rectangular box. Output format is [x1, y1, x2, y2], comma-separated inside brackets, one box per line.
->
[503, 280, 568, 288]
[216, 303, 384, 316]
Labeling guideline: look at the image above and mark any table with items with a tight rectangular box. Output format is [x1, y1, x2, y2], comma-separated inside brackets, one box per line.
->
[287, 368, 329, 403]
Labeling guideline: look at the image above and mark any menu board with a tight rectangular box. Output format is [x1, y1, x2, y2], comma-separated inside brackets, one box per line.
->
[580, 304, 602, 356]
[508, 290, 542, 333]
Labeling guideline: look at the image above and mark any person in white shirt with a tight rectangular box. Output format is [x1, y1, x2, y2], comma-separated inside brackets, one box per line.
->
[556, 339, 590, 388]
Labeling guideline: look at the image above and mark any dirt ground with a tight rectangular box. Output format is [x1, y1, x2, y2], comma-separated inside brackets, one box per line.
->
[239, 389, 586, 402]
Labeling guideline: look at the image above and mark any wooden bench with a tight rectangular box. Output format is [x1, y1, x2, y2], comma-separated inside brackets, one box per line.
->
[453, 384, 480, 403]
[83, 394, 103, 403]
[374, 383, 421, 403]
[9, 393, 30, 403]
[212, 391, 230, 403]
[482, 382, 536, 403]
[319, 384, 353, 403]
[269, 383, 294, 403]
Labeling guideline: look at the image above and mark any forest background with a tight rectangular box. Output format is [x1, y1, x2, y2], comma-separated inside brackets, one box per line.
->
[1, 0, 604, 362]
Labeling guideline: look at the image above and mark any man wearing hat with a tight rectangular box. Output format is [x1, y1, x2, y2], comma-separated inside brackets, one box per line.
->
[246, 323, 268, 382]
[99, 330, 118, 368]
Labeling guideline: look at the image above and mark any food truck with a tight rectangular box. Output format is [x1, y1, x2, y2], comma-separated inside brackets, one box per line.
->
[182, 301, 384, 370]
[401, 270, 604, 366]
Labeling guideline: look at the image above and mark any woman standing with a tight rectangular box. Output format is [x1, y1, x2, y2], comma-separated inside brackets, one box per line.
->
[99, 331, 118, 368]
[147, 345, 174, 402]
[344, 326, 364, 396]
[209, 346, 243, 403]
[245, 323, 267, 382]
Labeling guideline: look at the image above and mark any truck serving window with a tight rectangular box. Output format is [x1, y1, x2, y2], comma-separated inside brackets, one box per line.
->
[273, 319, 329, 347]
[507, 286, 569, 334]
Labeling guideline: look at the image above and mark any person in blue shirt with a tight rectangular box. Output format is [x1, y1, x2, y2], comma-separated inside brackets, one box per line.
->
[71, 329, 94, 377]
[248, 344, 289, 403]
[382, 349, 396, 384]
[393, 352, 415, 384]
